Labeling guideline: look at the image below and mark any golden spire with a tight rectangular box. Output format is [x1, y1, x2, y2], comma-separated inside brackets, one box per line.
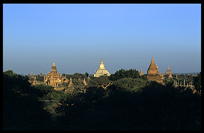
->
[53, 61, 55, 66]
[151, 58, 155, 66]
[148, 58, 157, 70]
[99, 58, 105, 69]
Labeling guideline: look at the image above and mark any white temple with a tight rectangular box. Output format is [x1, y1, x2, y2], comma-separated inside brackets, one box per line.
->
[94, 59, 111, 77]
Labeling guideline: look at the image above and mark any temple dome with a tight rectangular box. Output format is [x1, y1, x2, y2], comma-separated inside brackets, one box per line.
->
[165, 66, 172, 75]
[99, 59, 106, 70]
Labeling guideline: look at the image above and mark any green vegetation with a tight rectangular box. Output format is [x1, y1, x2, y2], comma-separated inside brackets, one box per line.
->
[109, 68, 139, 80]
[3, 70, 201, 130]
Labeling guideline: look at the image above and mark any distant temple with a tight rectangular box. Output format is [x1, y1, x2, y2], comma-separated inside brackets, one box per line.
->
[139, 68, 144, 76]
[165, 66, 173, 79]
[146, 58, 163, 84]
[165, 66, 172, 75]
[39, 71, 43, 77]
[94, 59, 111, 77]
[44, 61, 66, 87]
[168, 72, 173, 79]
[29, 72, 35, 78]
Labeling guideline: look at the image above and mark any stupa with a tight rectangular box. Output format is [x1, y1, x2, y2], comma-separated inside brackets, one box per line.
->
[165, 66, 172, 75]
[139, 68, 144, 76]
[94, 59, 111, 77]
[146, 58, 163, 84]
[168, 72, 173, 79]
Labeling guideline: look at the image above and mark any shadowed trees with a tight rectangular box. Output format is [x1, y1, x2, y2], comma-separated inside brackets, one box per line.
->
[3, 70, 201, 130]
[55, 80, 201, 130]
[3, 70, 51, 130]
[109, 68, 140, 81]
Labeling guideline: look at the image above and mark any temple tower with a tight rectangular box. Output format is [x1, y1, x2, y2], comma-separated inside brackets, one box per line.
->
[147, 58, 163, 84]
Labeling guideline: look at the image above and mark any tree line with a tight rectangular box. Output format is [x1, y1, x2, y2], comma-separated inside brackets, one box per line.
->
[3, 69, 201, 130]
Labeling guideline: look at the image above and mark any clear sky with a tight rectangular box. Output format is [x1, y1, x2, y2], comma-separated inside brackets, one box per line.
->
[3, 4, 201, 75]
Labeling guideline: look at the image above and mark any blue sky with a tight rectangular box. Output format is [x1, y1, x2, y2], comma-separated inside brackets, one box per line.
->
[3, 4, 201, 75]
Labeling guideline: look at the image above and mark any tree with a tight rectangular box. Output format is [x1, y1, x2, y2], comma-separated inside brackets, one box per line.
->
[112, 78, 149, 92]
[3, 70, 17, 78]
[109, 68, 140, 81]
[85, 72, 89, 77]
[89, 76, 110, 87]
[3, 71, 51, 130]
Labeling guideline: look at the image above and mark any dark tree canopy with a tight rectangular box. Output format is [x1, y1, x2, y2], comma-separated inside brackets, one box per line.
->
[109, 68, 140, 81]
[3, 70, 201, 130]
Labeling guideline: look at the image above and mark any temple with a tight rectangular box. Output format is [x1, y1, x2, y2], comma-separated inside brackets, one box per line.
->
[165, 66, 172, 75]
[139, 68, 144, 76]
[146, 58, 163, 84]
[94, 59, 111, 77]
[44, 61, 66, 87]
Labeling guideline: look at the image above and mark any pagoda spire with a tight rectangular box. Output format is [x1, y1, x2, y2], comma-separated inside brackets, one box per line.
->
[53, 61, 55, 66]
[51, 61, 57, 72]
[151, 58, 155, 66]
[147, 58, 159, 75]
[99, 58, 105, 69]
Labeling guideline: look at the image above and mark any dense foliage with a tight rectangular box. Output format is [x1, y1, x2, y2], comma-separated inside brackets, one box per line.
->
[3, 70, 51, 130]
[109, 68, 140, 81]
[3, 70, 201, 130]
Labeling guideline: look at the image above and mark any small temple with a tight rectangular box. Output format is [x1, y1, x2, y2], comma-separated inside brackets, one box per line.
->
[39, 71, 43, 77]
[65, 77, 75, 93]
[94, 59, 111, 77]
[139, 68, 144, 76]
[165, 66, 172, 75]
[168, 72, 173, 79]
[146, 58, 163, 84]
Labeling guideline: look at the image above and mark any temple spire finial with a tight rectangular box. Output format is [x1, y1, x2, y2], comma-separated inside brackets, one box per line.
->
[53, 61, 55, 66]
